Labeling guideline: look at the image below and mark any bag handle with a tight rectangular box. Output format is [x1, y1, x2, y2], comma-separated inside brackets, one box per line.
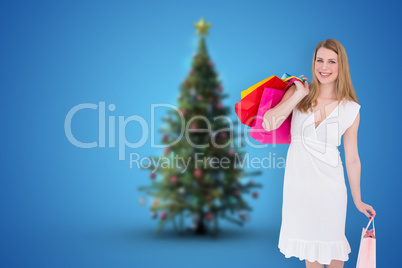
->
[282, 78, 300, 91]
[365, 217, 375, 232]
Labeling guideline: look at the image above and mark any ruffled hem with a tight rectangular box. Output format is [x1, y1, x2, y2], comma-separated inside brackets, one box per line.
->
[278, 237, 351, 265]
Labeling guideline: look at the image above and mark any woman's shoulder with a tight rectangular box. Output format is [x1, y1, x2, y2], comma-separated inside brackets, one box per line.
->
[341, 98, 361, 124]
[340, 98, 361, 130]
[342, 98, 361, 110]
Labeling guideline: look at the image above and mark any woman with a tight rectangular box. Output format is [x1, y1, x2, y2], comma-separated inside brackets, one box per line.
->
[262, 39, 376, 268]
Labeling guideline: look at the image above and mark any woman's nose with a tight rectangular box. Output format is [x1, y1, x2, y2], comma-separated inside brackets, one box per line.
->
[320, 62, 329, 71]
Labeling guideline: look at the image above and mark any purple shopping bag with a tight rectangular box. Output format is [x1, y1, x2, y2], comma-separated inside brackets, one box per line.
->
[356, 217, 376, 268]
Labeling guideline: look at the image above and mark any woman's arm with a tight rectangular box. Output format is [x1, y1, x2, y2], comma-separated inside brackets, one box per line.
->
[262, 80, 308, 131]
[343, 112, 376, 219]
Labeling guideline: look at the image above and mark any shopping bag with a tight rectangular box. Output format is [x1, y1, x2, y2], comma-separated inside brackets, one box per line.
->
[241, 75, 284, 99]
[248, 81, 294, 144]
[235, 73, 304, 128]
[356, 217, 376, 268]
[241, 74, 304, 99]
[241, 75, 274, 99]
[281, 72, 305, 83]
[235, 76, 286, 127]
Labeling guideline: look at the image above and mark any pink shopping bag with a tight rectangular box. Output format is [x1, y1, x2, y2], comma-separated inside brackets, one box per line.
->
[248, 80, 296, 144]
[356, 217, 376, 268]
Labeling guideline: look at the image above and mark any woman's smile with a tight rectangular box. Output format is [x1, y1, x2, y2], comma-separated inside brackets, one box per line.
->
[319, 72, 332, 78]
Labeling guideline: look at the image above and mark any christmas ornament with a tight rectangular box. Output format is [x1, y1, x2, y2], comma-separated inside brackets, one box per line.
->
[207, 103, 212, 113]
[218, 85, 223, 92]
[252, 192, 259, 198]
[194, 169, 202, 179]
[189, 68, 194, 74]
[208, 61, 214, 67]
[219, 132, 227, 139]
[178, 187, 186, 195]
[162, 134, 168, 142]
[237, 210, 244, 217]
[181, 109, 187, 116]
[205, 213, 213, 221]
[151, 211, 158, 219]
[234, 189, 241, 196]
[216, 102, 223, 109]
[171, 175, 178, 183]
[163, 147, 170, 156]
[150, 172, 156, 179]
[152, 199, 159, 206]
[190, 124, 197, 129]
[238, 210, 250, 221]
[196, 95, 203, 101]
[160, 212, 167, 220]
[228, 148, 235, 156]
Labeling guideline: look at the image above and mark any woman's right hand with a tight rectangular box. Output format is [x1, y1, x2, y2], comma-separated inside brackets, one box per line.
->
[356, 201, 376, 220]
[293, 75, 310, 97]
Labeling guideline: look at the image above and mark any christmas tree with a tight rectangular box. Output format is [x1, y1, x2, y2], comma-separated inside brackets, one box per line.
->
[138, 18, 262, 237]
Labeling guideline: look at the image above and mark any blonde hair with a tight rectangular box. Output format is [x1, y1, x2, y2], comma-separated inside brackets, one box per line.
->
[296, 39, 359, 113]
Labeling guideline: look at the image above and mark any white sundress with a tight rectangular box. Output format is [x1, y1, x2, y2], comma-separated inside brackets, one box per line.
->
[278, 98, 361, 265]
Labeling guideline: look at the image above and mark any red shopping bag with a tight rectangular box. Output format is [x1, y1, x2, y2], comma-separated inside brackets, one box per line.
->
[248, 80, 295, 144]
[240, 75, 287, 99]
[235, 76, 286, 127]
[356, 217, 376, 268]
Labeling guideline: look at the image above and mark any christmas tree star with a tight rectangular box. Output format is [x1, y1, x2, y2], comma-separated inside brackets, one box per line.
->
[194, 18, 211, 36]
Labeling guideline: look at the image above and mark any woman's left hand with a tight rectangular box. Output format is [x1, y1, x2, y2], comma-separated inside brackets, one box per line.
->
[356, 200, 376, 219]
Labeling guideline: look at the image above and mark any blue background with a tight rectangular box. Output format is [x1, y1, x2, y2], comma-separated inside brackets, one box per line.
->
[1, 0, 400, 267]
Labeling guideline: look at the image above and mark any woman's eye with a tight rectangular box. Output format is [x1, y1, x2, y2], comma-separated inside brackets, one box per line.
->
[316, 60, 336, 63]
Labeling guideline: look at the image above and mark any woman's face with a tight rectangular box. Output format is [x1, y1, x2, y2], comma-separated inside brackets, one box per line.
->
[314, 47, 339, 86]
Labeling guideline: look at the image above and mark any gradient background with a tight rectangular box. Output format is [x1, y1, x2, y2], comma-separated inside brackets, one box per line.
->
[1, 0, 400, 267]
